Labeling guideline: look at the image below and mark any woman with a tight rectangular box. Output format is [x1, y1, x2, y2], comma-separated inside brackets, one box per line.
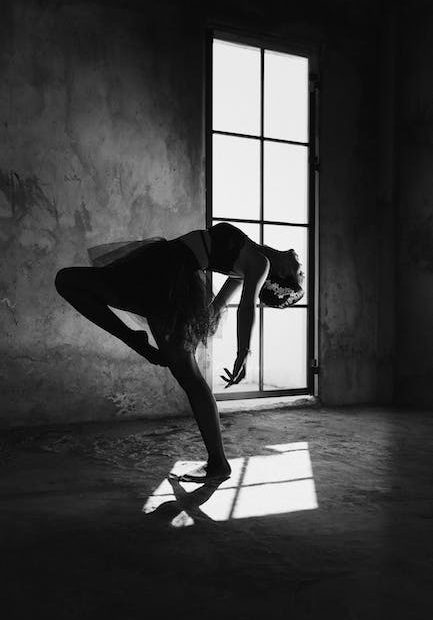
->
[54, 222, 304, 482]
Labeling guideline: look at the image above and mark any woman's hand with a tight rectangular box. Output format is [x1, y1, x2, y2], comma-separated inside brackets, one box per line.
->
[220, 350, 250, 389]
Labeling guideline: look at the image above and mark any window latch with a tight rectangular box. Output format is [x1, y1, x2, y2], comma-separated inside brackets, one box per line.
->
[310, 359, 320, 374]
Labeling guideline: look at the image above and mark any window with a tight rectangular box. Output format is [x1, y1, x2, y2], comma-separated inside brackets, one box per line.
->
[206, 34, 318, 399]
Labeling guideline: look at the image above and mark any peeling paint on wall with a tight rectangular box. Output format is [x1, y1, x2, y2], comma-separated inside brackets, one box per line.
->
[0, 297, 18, 325]
[74, 200, 93, 233]
[108, 392, 149, 417]
[0, 170, 58, 224]
[0, 0, 205, 427]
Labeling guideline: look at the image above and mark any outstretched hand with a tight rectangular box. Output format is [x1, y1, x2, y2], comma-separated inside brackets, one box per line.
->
[220, 352, 249, 389]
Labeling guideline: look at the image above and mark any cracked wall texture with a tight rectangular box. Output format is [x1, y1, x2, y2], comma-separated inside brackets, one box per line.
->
[0, 0, 394, 427]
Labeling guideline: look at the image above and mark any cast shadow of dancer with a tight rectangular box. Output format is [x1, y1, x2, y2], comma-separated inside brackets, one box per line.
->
[143, 475, 224, 526]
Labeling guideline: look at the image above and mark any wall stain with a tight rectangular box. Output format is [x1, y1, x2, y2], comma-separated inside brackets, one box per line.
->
[0, 170, 58, 224]
[64, 173, 81, 183]
[74, 200, 92, 233]
[0, 297, 18, 325]
[108, 392, 149, 417]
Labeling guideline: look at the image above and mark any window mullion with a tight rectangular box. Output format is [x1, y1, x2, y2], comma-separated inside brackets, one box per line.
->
[259, 47, 265, 393]
[210, 34, 315, 399]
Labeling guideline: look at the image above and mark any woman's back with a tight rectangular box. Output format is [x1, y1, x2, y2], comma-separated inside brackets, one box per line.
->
[208, 223, 247, 276]
[178, 222, 248, 276]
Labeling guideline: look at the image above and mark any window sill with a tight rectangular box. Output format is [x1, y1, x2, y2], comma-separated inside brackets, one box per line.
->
[218, 394, 319, 414]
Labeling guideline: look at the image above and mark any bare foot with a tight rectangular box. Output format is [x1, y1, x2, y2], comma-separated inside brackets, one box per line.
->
[173, 461, 232, 483]
[127, 330, 168, 366]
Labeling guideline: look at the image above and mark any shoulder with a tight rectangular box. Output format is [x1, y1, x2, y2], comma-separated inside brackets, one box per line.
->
[237, 240, 270, 279]
[209, 222, 247, 238]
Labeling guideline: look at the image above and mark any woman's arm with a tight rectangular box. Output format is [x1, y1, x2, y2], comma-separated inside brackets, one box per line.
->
[211, 277, 243, 315]
[221, 253, 270, 388]
[236, 253, 270, 352]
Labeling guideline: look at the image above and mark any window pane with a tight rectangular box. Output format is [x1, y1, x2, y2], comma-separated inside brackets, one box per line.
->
[264, 142, 309, 224]
[213, 39, 261, 136]
[212, 134, 260, 220]
[264, 51, 309, 142]
[263, 307, 307, 389]
[211, 222, 260, 302]
[212, 306, 260, 393]
[263, 225, 308, 304]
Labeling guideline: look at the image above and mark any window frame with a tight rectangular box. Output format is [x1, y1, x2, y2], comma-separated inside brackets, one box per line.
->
[205, 28, 320, 400]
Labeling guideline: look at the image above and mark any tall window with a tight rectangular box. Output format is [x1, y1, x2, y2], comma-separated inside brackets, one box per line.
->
[207, 35, 318, 399]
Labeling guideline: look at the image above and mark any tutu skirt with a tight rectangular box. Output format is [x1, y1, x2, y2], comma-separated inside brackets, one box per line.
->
[87, 237, 218, 347]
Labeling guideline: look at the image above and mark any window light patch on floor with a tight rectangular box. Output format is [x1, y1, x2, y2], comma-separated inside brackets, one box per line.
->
[142, 442, 318, 527]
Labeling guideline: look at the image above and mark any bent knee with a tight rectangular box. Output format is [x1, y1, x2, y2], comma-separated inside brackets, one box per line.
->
[54, 267, 75, 296]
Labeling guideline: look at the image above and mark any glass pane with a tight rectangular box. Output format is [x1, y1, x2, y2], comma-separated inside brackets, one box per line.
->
[263, 307, 307, 389]
[264, 142, 309, 224]
[212, 134, 260, 220]
[212, 306, 260, 393]
[264, 51, 309, 143]
[211, 222, 260, 301]
[213, 39, 261, 136]
[263, 225, 308, 304]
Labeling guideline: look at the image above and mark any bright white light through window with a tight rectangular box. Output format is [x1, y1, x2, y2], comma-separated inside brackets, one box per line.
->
[212, 134, 261, 221]
[213, 40, 261, 136]
[263, 307, 308, 389]
[264, 50, 309, 142]
[211, 38, 312, 395]
[142, 442, 318, 527]
[212, 306, 260, 393]
[264, 141, 309, 224]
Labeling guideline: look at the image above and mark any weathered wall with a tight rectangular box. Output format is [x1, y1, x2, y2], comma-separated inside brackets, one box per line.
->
[0, 0, 205, 426]
[0, 0, 392, 427]
[319, 5, 396, 405]
[395, 3, 433, 407]
[319, 43, 381, 404]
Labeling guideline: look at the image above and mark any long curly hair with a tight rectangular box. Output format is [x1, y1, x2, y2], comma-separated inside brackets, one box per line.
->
[155, 242, 221, 347]
[258, 252, 305, 308]
[157, 254, 222, 349]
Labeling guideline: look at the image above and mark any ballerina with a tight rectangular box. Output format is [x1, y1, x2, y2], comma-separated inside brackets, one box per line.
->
[54, 222, 304, 482]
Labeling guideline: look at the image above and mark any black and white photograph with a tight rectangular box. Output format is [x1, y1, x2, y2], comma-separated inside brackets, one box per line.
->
[0, 0, 432, 618]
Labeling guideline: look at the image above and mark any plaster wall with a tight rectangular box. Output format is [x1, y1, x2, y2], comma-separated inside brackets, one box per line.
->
[395, 4, 433, 406]
[0, 0, 391, 427]
[0, 0, 205, 426]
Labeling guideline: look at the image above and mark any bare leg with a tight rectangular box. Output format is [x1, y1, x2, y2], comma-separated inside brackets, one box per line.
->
[55, 267, 166, 365]
[55, 267, 229, 475]
[148, 316, 231, 478]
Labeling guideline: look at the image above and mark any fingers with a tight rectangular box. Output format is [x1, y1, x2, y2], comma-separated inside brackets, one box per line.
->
[219, 367, 232, 381]
[233, 366, 246, 384]
[220, 367, 233, 388]
[220, 369, 233, 388]
[220, 365, 246, 388]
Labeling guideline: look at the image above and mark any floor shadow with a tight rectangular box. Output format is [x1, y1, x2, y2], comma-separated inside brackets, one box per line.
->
[143, 475, 225, 526]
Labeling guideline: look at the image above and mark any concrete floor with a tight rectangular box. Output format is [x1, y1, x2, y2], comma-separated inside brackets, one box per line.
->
[1, 405, 432, 619]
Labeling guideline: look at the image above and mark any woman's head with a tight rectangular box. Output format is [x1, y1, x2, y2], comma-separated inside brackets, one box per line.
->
[259, 249, 305, 308]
